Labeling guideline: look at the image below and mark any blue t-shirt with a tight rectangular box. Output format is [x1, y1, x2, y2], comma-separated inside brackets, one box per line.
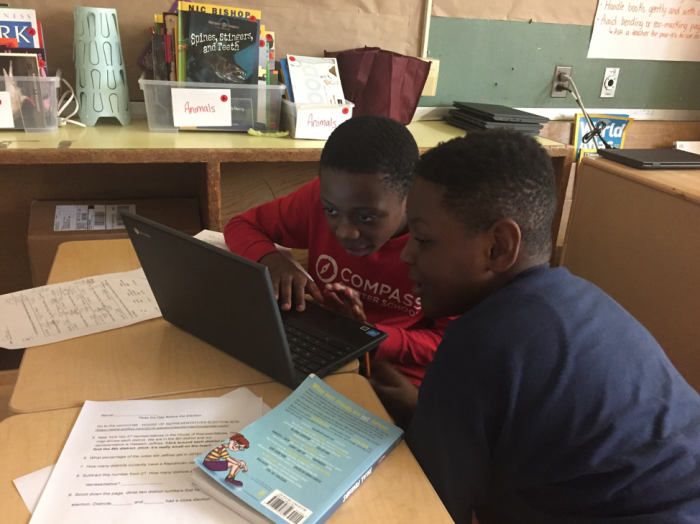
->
[407, 265, 700, 524]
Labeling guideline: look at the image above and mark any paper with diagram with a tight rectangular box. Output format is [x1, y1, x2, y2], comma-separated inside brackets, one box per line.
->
[0, 269, 162, 350]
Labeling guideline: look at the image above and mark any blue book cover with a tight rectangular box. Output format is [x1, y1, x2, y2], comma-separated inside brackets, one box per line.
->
[280, 58, 293, 102]
[193, 375, 403, 524]
[0, 8, 40, 48]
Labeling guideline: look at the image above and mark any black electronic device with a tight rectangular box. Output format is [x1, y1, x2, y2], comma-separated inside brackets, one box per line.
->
[121, 212, 387, 389]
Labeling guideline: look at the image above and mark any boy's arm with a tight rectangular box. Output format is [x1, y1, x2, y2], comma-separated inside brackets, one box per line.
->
[224, 179, 317, 262]
[373, 316, 453, 369]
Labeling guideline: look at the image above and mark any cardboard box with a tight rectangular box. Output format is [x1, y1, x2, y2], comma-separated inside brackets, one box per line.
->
[28, 198, 202, 286]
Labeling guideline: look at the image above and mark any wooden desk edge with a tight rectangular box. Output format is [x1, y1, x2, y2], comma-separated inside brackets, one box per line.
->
[1, 374, 452, 524]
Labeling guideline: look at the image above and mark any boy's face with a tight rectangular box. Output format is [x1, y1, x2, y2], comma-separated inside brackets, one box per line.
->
[401, 178, 493, 319]
[319, 168, 407, 257]
[228, 440, 244, 451]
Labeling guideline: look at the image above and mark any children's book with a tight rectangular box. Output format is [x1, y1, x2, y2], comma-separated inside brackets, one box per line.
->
[286, 56, 345, 105]
[186, 9, 259, 84]
[279, 58, 293, 102]
[0, 7, 40, 48]
[177, 1, 261, 82]
[193, 374, 403, 524]
[0, 52, 44, 128]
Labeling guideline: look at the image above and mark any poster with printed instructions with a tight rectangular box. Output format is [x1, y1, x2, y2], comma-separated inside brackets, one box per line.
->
[588, 0, 700, 61]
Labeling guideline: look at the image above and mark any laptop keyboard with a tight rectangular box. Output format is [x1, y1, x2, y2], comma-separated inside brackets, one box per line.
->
[283, 322, 355, 375]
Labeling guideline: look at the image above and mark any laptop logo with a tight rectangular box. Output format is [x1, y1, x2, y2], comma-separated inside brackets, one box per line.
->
[133, 227, 150, 238]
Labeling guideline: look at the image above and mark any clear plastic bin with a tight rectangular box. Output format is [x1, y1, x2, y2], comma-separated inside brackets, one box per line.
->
[0, 72, 61, 132]
[281, 99, 354, 140]
[139, 75, 286, 133]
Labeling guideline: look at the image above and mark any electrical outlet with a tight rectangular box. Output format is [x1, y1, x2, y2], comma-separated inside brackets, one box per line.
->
[600, 67, 620, 98]
[550, 66, 571, 98]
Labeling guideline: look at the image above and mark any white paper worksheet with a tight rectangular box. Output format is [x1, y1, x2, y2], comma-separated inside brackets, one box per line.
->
[29, 391, 264, 524]
[14, 389, 272, 515]
[0, 269, 162, 349]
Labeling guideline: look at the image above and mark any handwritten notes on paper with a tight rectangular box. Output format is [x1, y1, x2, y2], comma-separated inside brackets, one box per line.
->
[171, 88, 232, 127]
[0, 269, 162, 349]
[588, 0, 700, 61]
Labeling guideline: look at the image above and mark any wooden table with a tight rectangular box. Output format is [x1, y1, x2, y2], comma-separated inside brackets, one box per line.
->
[0, 119, 573, 295]
[10, 239, 358, 414]
[561, 157, 700, 392]
[0, 374, 453, 524]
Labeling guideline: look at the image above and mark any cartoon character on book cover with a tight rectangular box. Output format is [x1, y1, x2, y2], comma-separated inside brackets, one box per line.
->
[186, 12, 259, 84]
[203, 432, 250, 487]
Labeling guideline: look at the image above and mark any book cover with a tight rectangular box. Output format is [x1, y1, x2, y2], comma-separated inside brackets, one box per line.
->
[178, 1, 261, 82]
[0, 47, 47, 75]
[279, 58, 293, 102]
[0, 52, 44, 128]
[286, 56, 345, 105]
[186, 10, 259, 84]
[193, 375, 403, 524]
[0, 8, 40, 48]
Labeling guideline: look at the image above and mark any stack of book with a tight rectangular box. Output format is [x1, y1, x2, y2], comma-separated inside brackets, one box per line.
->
[0, 6, 49, 128]
[143, 1, 279, 87]
[445, 102, 549, 136]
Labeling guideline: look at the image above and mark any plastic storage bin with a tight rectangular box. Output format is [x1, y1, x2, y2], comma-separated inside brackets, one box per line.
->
[281, 99, 354, 140]
[139, 76, 286, 133]
[0, 73, 61, 132]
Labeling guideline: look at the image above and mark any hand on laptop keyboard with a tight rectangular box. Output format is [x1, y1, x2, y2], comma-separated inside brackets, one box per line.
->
[260, 252, 324, 312]
[323, 282, 368, 323]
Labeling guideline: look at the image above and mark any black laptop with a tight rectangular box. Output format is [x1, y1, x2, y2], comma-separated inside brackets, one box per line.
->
[453, 102, 549, 124]
[120, 212, 387, 389]
[597, 148, 700, 170]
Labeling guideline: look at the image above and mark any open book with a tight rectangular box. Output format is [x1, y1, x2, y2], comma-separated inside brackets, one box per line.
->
[192, 375, 403, 524]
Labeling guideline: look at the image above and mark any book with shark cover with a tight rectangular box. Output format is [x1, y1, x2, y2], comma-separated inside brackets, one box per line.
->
[177, 1, 261, 82]
[186, 10, 259, 84]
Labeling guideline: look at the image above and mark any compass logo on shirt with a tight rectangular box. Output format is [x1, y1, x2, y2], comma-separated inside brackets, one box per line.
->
[315, 254, 338, 283]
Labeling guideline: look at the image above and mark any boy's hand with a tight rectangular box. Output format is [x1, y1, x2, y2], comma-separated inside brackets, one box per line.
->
[368, 360, 419, 430]
[259, 252, 323, 311]
[323, 282, 367, 323]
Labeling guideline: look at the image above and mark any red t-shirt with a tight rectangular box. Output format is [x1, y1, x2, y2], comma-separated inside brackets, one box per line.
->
[224, 178, 452, 385]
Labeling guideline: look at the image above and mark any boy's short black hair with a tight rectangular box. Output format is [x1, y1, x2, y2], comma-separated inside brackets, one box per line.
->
[320, 115, 419, 199]
[417, 129, 557, 259]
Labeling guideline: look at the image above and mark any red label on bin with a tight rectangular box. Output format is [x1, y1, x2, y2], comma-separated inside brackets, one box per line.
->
[220, 95, 228, 102]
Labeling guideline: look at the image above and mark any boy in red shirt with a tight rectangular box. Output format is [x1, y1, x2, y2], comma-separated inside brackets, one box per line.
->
[224, 115, 451, 385]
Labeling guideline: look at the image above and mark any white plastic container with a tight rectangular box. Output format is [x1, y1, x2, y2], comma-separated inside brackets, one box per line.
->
[139, 75, 286, 133]
[281, 99, 354, 140]
[0, 73, 61, 132]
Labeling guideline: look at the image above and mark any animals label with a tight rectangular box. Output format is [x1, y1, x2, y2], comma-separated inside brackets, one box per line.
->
[294, 105, 353, 140]
[0, 91, 14, 128]
[171, 87, 232, 127]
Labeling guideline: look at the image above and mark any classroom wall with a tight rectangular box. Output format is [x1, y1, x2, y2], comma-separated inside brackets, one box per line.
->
[419, 15, 700, 109]
[19, 0, 427, 102]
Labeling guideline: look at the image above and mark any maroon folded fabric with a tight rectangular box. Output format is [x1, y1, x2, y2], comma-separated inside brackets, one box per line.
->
[325, 47, 430, 125]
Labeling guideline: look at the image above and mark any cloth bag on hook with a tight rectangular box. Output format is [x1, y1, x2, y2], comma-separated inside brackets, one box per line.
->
[324, 47, 430, 125]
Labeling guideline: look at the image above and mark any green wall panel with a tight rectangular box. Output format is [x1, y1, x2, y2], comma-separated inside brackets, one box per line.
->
[419, 17, 700, 109]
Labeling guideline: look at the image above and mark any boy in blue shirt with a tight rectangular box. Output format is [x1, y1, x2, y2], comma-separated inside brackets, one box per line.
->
[370, 130, 700, 523]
